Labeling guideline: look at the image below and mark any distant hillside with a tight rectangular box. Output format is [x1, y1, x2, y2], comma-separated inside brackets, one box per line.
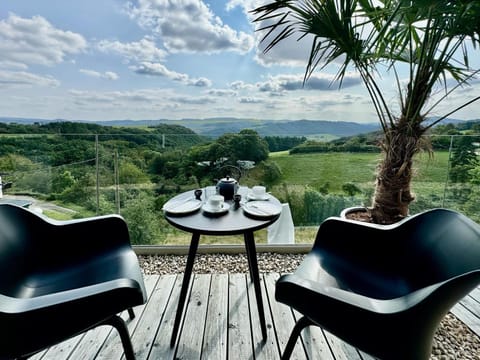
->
[0, 116, 474, 138]
[0, 117, 379, 137]
[141, 118, 381, 137]
[0, 120, 204, 149]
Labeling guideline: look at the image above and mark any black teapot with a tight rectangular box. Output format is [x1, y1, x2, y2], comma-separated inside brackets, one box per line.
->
[216, 176, 239, 200]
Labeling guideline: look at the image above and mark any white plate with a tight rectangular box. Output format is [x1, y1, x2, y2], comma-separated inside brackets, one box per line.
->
[243, 201, 282, 218]
[202, 202, 230, 214]
[247, 193, 271, 201]
[163, 199, 202, 214]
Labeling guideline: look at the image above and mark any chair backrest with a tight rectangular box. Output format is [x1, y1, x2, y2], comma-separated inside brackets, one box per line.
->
[315, 209, 480, 298]
[399, 209, 480, 288]
[0, 204, 47, 296]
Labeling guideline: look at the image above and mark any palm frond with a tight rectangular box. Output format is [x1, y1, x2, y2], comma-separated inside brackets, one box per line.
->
[251, 0, 480, 130]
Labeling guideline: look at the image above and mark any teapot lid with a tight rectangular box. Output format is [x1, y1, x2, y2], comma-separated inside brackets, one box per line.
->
[219, 175, 236, 183]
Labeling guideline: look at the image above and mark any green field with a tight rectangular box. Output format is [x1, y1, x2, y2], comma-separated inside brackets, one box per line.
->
[270, 151, 450, 192]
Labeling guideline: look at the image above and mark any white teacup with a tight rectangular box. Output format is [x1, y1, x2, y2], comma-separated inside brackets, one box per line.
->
[252, 185, 266, 198]
[208, 194, 224, 210]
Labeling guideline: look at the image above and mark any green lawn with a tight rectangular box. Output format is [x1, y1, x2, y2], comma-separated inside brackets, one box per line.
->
[270, 151, 450, 193]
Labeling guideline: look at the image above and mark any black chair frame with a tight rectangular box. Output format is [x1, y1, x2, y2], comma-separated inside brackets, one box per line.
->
[276, 208, 480, 360]
[0, 204, 146, 360]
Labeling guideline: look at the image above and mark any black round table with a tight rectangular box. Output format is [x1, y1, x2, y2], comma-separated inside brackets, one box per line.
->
[164, 186, 281, 347]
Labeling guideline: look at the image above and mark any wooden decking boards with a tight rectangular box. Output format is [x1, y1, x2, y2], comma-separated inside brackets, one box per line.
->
[29, 274, 480, 360]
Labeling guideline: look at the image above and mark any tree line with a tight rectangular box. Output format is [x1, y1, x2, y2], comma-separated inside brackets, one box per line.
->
[1, 120, 478, 244]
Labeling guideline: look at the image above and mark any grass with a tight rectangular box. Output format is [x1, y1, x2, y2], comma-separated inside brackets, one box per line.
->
[271, 152, 379, 192]
[40, 150, 453, 246]
[270, 151, 450, 193]
[164, 226, 318, 246]
[42, 209, 74, 220]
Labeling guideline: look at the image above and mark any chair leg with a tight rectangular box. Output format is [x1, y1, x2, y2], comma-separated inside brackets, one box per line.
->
[128, 308, 135, 319]
[281, 316, 315, 360]
[102, 315, 136, 360]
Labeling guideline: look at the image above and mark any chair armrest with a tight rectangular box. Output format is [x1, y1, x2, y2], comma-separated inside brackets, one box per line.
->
[0, 278, 142, 314]
[277, 273, 442, 314]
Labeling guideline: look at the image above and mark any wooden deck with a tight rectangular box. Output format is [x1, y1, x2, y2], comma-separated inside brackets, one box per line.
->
[29, 273, 480, 360]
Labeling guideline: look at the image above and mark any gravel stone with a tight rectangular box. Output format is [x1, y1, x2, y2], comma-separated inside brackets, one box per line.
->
[139, 253, 480, 359]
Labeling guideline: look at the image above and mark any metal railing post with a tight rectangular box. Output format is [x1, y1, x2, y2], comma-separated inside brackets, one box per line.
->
[95, 134, 100, 214]
[442, 135, 454, 208]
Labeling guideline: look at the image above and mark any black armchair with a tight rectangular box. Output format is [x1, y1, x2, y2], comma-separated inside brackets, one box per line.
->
[276, 208, 480, 360]
[0, 204, 147, 360]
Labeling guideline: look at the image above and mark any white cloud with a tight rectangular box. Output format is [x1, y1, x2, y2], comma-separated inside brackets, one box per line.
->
[125, 0, 253, 54]
[69, 89, 166, 105]
[190, 77, 212, 87]
[208, 89, 237, 97]
[105, 71, 119, 80]
[230, 80, 256, 91]
[225, 0, 315, 67]
[226, 0, 259, 12]
[132, 62, 211, 87]
[68, 88, 217, 110]
[0, 70, 60, 87]
[239, 97, 264, 104]
[132, 62, 183, 78]
[170, 95, 216, 105]
[97, 38, 167, 63]
[98, 39, 212, 87]
[225, 0, 242, 11]
[256, 72, 362, 93]
[0, 13, 86, 67]
[0, 60, 28, 70]
[80, 69, 119, 80]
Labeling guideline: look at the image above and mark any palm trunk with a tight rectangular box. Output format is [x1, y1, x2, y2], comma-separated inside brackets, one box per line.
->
[370, 123, 422, 224]
[370, 63, 431, 224]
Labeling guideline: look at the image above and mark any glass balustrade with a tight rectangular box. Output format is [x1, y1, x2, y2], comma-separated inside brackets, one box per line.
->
[0, 132, 478, 246]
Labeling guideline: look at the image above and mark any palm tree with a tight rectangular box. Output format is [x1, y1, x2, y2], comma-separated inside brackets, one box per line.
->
[252, 0, 480, 224]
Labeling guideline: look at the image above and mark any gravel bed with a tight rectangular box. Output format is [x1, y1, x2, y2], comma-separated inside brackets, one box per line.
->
[139, 253, 480, 359]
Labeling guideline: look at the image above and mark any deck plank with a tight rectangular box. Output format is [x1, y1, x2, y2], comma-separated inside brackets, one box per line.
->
[460, 294, 480, 318]
[131, 274, 176, 360]
[228, 274, 253, 360]
[39, 334, 84, 360]
[26, 276, 480, 360]
[264, 273, 307, 360]
[469, 287, 480, 303]
[202, 274, 229, 360]
[323, 331, 363, 360]
[72, 275, 161, 360]
[67, 324, 112, 360]
[30, 275, 159, 360]
[95, 275, 160, 360]
[175, 274, 211, 360]
[147, 275, 185, 360]
[451, 302, 480, 335]
[249, 272, 280, 360]
[291, 309, 334, 360]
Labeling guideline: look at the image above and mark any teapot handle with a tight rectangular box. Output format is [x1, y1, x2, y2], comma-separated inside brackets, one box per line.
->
[218, 164, 243, 181]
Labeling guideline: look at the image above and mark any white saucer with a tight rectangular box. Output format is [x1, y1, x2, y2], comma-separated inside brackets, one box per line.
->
[202, 202, 230, 214]
[243, 201, 281, 218]
[247, 193, 270, 201]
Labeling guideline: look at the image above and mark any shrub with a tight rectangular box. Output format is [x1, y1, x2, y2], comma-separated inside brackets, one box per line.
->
[262, 160, 282, 186]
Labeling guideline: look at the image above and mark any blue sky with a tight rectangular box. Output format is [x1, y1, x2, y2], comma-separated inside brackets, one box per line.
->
[0, 0, 479, 123]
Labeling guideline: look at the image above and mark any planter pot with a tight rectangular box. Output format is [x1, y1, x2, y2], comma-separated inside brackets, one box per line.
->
[340, 206, 373, 223]
[340, 206, 412, 225]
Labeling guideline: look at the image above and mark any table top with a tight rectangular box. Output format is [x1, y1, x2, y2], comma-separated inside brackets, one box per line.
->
[164, 186, 281, 235]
